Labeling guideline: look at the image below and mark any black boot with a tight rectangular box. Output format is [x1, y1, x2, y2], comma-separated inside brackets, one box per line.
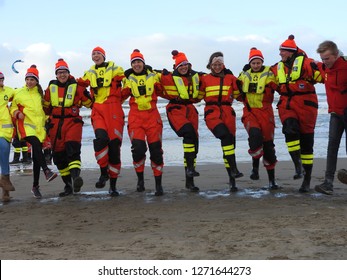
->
[9, 152, 20, 165]
[136, 172, 145, 192]
[21, 151, 32, 164]
[95, 167, 109, 189]
[250, 158, 260, 180]
[299, 165, 312, 193]
[70, 168, 83, 193]
[185, 173, 199, 192]
[226, 168, 238, 192]
[109, 178, 119, 197]
[289, 150, 304, 179]
[185, 154, 200, 178]
[267, 169, 279, 190]
[59, 175, 73, 197]
[154, 175, 163, 196]
[225, 154, 244, 179]
[229, 176, 238, 192]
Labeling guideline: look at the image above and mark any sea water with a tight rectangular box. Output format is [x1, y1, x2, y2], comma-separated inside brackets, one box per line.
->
[79, 92, 346, 169]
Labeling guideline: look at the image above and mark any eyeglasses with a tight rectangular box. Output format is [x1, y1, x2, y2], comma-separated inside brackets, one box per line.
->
[56, 70, 69, 75]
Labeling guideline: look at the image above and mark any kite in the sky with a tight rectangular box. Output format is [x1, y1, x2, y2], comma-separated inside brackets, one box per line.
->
[11, 59, 24, 74]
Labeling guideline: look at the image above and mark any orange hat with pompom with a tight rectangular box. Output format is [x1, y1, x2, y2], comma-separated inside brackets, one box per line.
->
[130, 49, 145, 64]
[55, 58, 70, 74]
[25, 65, 39, 81]
[92, 46, 106, 60]
[280, 35, 298, 52]
[171, 50, 189, 69]
[248, 47, 264, 63]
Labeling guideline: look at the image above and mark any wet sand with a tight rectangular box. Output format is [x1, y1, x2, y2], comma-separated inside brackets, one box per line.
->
[1, 158, 347, 260]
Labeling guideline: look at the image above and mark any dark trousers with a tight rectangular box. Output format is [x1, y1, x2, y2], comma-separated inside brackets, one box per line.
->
[325, 113, 347, 180]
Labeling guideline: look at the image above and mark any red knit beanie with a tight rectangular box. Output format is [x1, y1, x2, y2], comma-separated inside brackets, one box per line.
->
[55, 58, 70, 74]
[25, 65, 39, 81]
[130, 49, 145, 64]
[280, 35, 298, 52]
[172, 50, 189, 69]
[248, 47, 264, 63]
[92, 46, 106, 60]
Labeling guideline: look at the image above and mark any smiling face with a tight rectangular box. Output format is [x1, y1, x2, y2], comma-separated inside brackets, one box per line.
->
[279, 49, 294, 62]
[250, 58, 263, 72]
[177, 63, 189, 75]
[92, 51, 105, 66]
[131, 60, 145, 74]
[56, 70, 69, 83]
[25, 77, 38, 89]
[320, 50, 339, 69]
[210, 61, 224, 74]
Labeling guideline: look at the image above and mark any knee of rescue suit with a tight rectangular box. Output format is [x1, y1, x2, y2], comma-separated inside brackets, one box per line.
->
[300, 133, 314, 155]
[93, 129, 109, 152]
[212, 123, 231, 144]
[248, 127, 263, 152]
[65, 141, 82, 162]
[108, 138, 122, 165]
[282, 118, 300, 136]
[263, 141, 277, 169]
[149, 141, 164, 165]
[131, 139, 147, 163]
[52, 150, 69, 171]
[178, 123, 198, 143]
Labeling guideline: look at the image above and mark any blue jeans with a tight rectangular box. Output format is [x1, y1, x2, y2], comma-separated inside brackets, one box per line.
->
[325, 113, 347, 180]
[0, 137, 10, 175]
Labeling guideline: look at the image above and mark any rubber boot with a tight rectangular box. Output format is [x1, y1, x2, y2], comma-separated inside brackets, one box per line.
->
[21, 151, 32, 164]
[0, 175, 15, 191]
[250, 158, 260, 180]
[267, 169, 279, 190]
[59, 175, 73, 197]
[70, 168, 83, 193]
[226, 168, 238, 192]
[299, 165, 312, 193]
[185, 154, 200, 178]
[95, 167, 109, 189]
[9, 152, 20, 165]
[154, 175, 163, 196]
[136, 172, 145, 192]
[185, 172, 199, 192]
[109, 178, 119, 197]
[289, 150, 304, 179]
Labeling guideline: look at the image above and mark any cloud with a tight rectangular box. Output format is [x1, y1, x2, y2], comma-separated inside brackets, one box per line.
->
[0, 33, 331, 93]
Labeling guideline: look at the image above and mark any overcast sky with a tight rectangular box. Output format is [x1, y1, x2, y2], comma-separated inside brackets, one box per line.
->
[1, 0, 346, 92]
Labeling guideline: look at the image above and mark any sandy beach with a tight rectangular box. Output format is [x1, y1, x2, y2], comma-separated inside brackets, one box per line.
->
[1, 158, 347, 260]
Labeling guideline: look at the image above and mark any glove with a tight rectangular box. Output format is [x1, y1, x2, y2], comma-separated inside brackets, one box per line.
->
[243, 64, 251, 71]
[162, 68, 170, 75]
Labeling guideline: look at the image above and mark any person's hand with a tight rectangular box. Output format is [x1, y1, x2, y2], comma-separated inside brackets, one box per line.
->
[242, 64, 251, 71]
[14, 110, 24, 119]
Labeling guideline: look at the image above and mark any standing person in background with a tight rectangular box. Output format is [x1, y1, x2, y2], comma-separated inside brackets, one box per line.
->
[78, 47, 125, 197]
[199, 52, 244, 192]
[238, 48, 279, 189]
[159, 50, 201, 192]
[315, 41, 347, 195]
[43, 59, 92, 197]
[271, 35, 322, 193]
[122, 49, 164, 196]
[10, 65, 58, 199]
[0, 72, 16, 202]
